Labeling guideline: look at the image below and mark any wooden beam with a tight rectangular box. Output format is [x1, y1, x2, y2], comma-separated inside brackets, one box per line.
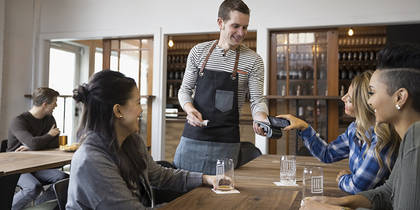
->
[327, 30, 339, 142]
[268, 33, 278, 154]
[102, 39, 111, 70]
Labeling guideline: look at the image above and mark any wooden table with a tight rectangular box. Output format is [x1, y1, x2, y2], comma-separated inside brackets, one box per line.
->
[0, 149, 74, 210]
[0, 149, 73, 176]
[160, 155, 349, 210]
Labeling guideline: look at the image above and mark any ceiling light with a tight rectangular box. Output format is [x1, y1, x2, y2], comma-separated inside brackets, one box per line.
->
[347, 27, 354, 36]
[168, 39, 174, 48]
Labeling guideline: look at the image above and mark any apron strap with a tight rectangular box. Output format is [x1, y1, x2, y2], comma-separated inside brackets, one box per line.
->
[199, 41, 218, 76]
[199, 40, 240, 80]
[231, 49, 240, 80]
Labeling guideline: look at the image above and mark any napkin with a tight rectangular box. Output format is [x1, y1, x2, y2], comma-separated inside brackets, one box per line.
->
[212, 188, 240, 194]
[273, 181, 299, 187]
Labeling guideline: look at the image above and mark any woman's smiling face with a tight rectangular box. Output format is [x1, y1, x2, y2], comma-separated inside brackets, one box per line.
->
[367, 70, 397, 124]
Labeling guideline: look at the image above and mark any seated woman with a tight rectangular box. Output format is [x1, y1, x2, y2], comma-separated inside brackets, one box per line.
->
[66, 70, 215, 209]
[278, 70, 400, 194]
[300, 44, 420, 210]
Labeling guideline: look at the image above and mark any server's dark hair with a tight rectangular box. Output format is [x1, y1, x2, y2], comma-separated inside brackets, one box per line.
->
[376, 43, 420, 112]
[218, 0, 250, 21]
[73, 70, 146, 192]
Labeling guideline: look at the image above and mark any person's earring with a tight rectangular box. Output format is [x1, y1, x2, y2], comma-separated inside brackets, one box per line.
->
[119, 115, 123, 118]
[395, 104, 401, 110]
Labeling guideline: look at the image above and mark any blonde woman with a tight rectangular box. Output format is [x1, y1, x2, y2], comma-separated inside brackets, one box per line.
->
[278, 71, 400, 194]
[300, 43, 420, 210]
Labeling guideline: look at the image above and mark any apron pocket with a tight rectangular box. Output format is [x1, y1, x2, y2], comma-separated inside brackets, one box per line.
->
[215, 90, 234, 112]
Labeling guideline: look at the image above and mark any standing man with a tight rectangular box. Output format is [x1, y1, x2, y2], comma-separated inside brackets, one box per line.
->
[174, 0, 268, 174]
[7, 87, 67, 210]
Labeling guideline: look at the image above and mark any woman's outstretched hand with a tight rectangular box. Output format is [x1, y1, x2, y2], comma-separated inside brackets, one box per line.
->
[276, 114, 309, 131]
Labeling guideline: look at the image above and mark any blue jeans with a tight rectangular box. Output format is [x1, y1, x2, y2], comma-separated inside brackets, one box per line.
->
[12, 169, 67, 210]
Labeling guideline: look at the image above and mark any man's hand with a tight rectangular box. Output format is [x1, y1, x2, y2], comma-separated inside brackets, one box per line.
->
[15, 145, 29, 152]
[184, 102, 204, 127]
[276, 114, 309, 131]
[336, 170, 351, 183]
[48, 124, 60, 137]
[253, 112, 268, 136]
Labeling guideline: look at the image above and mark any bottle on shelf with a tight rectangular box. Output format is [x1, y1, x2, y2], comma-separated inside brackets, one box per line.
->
[297, 69, 304, 79]
[298, 106, 304, 117]
[305, 67, 313, 80]
[281, 85, 286, 96]
[340, 65, 347, 80]
[340, 85, 345, 96]
[348, 68, 354, 80]
[168, 84, 174, 98]
[296, 85, 301, 96]
[319, 70, 325, 80]
[168, 72, 174, 80]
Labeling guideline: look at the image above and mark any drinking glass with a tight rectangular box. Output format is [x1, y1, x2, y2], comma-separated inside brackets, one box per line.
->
[279, 155, 296, 185]
[215, 158, 234, 191]
[302, 167, 323, 199]
[59, 135, 68, 146]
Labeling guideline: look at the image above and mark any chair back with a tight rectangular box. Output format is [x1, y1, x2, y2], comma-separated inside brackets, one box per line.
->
[53, 178, 69, 210]
[156, 160, 177, 169]
[0, 174, 20, 210]
[1, 139, 7, 152]
[236, 141, 262, 168]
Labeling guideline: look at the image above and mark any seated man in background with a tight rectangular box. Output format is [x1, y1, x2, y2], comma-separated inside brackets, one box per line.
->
[7, 87, 67, 210]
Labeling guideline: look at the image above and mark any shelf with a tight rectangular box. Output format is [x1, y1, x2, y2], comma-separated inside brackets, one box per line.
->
[265, 95, 341, 100]
[140, 95, 156, 99]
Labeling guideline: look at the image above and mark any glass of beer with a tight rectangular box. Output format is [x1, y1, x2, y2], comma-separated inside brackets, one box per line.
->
[59, 135, 68, 146]
[215, 158, 235, 191]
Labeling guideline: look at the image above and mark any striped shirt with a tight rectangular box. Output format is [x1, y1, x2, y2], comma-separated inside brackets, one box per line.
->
[299, 122, 396, 194]
[178, 40, 268, 117]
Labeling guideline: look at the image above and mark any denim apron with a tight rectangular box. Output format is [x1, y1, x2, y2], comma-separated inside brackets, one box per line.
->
[174, 41, 241, 175]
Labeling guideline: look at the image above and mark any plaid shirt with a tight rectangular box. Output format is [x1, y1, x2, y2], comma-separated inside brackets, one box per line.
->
[299, 122, 396, 194]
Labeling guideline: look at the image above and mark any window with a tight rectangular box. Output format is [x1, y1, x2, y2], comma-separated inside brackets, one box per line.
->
[49, 47, 78, 144]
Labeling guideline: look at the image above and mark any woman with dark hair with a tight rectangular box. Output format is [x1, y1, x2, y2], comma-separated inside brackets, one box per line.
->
[66, 70, 215, 209]
[300, 44, 420, 210]
[277, 71, 400, 194]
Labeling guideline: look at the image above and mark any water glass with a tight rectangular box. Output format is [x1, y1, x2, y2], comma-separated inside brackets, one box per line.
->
[302, 167, 323, 199]
[279, 155, 296, 185]
[215, 158, 234, 191]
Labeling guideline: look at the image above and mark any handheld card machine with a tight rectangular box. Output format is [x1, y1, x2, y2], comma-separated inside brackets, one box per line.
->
[255, 116, 290, 139]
